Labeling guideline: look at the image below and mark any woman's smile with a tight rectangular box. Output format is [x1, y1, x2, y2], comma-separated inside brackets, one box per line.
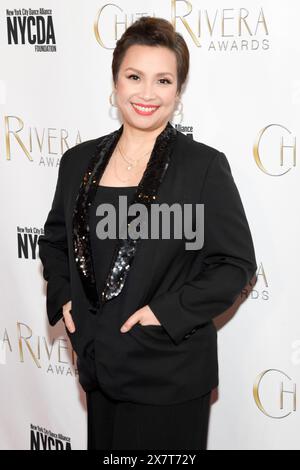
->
[131, 102, 160, 116]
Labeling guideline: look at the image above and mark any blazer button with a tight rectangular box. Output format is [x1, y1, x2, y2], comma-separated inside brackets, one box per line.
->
[184, 333, 191, 339]
[190, 328, 197, 334]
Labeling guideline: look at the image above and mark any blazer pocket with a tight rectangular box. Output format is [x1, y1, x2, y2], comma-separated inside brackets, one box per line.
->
[136, 324, 164, 330]
[129, 322, 173, 345]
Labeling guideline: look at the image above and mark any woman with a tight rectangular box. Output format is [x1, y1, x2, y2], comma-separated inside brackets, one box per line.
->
[38, 17, 257, 450]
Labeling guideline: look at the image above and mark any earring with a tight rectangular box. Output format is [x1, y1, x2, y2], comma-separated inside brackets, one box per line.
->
[171, 98, 183, 125]
[173, 99, 183, 116]
[109, 90, 118, 107]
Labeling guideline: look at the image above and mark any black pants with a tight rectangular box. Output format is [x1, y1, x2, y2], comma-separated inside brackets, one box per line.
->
[86, 386, 212, 450]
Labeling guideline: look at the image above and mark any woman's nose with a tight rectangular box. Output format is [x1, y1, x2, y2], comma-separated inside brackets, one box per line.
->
[140, 82, 156, 100]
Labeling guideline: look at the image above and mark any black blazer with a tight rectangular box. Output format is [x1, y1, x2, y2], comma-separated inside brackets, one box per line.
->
[38, 121, 257, 405]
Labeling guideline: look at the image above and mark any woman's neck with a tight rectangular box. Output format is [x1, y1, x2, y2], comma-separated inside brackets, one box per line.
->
[119, 120, 168, 154]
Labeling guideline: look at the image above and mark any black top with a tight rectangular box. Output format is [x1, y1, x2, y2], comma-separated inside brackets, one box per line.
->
[89, 185, 138, 298]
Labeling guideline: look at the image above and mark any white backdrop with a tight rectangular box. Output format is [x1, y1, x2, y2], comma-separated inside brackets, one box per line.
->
[0, 0, 299, 450]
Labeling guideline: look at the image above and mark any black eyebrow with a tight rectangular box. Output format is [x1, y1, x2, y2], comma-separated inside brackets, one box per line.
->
[124, 67, 174, 78]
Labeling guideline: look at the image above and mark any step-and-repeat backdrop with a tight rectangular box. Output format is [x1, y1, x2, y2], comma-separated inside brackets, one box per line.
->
[0, 0, 299, 450]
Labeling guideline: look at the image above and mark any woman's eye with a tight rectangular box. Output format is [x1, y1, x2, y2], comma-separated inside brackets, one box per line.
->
[127, 75, 171, 85]
[159, 78, 172, 84]
[128, 74, 140, 81]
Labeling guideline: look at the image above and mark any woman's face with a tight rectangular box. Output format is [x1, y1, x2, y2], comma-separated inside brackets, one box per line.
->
[114, 44, 180, 131]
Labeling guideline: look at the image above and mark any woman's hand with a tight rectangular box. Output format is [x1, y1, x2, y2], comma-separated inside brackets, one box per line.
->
[62, 300, 75, 333]
[120, 305, 161, 333]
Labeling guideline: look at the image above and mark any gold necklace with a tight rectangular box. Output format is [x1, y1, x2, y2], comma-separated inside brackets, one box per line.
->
[117, 143, 152, 170]
[113, 145, 152, 183]
[113, 152, 147, 183]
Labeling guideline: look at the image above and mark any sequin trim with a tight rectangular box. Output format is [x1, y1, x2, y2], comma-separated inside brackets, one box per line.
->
[72, 121, 177, 311]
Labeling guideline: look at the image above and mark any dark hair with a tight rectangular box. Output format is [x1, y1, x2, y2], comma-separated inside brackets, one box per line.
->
[112, 16, 189, 95]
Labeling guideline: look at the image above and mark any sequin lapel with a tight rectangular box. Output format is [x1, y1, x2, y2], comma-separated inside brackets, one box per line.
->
[72, 121, 177, 312]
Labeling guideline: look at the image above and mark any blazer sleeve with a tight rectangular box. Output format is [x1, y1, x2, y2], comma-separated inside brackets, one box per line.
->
[38, 149, 71, 327]
[148, 151, 257, 345]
